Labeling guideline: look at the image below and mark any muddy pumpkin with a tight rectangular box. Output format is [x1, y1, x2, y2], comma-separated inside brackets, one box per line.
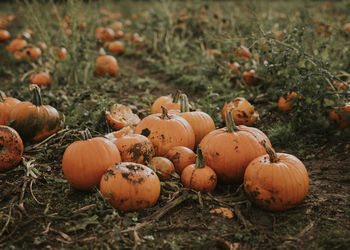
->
[29, 72, 52, 87]
[0, 125, 24, 171]
[221, 97, 259, 126]
[244, 141, 309, 211]
[164, 146, 196, 174]
[9, 84, 61, 143]
[100, 162, 160, 211]
[114, 134, 154, 164]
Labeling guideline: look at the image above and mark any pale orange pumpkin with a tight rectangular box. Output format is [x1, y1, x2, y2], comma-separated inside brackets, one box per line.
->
[95, 55, 118, 76]
[150, 156, 175, 180]
[164, 146, 196, 174]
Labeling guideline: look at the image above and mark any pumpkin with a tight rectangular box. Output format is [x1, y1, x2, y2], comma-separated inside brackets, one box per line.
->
[105, 104, 140, 130]
[162, 90, 181, 113]
[22, 46, 42, 59]
[100, 162, 160, 211]
[114, 30, 124, 39]
[0, 125, 23, 171]
[58, 47, 67, 59]
[115, 134, 154, 164]
[177, 94, 215, 145]
[164, 146, 196, 174]
[150, 95, 172, 114]
[0, 94, 21, 125]
[199, 112, 270, 183]
[244, 141, 309, 211]
[181, 147, 217, 193]
[62, 129, 121, 190]
[278, 92, 299, 111]
[105, 126, 134, 142]
[97, 28, 115, 43]
[235, 46, 251, 59]
[6, 38, 27, 53]
[29, 72, 52, 87]
[9, 84, 61, 142]
[221, 97, 259, 126]
[0, 29, 10, 41]
[111, 21, 123, 31]
[150, 156, 175, 180]
[329, 104, 350, 129]
[242, 70, 258, 84]
[95, 55, 118, 76]
[108, 41, 125, 54]
[227, 61, 240, 73]
[135, 106, 195, 156]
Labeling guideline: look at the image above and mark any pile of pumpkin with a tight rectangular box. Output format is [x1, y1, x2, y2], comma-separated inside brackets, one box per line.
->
[58, 91, 310, 212]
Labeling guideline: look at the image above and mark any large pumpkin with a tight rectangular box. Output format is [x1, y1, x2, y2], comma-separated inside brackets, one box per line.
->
[200, 112, 270, 183]
[244, 141, 309, 211]
[177, 94, 215, 145]
[0, 94, 21, 125]
[100, 162, 160, 211]
[0, 125, 23, 171]
[9, 84, 60, 142]
[135, 106, 195, 156]
[62, 129, 121, 190]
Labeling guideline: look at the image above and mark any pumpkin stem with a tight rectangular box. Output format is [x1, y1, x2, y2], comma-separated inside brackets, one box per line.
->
[81, 128, 93, 140]
[29, 84, 43, 106]
[260, 140, 279, 163]
[0, 94, 4, 102]
[160, 106, 171, 120]
[225, 111, 239, 132]
[180, 93, 191, 113]
[195, 146, 205, 169]
[172, 90, 181, 103]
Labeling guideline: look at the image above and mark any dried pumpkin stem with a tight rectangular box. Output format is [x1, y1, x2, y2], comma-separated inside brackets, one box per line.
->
[172, 90, 181, 103]
[80, 128, 93, 140]
[225, 111, 239, 132]
[30, 84, 43, 106]
[180, 93, 191, 113]
[160, 106, 171, 120]
[260, 140, 279, 163]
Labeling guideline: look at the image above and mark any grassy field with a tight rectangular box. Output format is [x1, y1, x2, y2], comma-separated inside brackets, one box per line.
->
[0, 0, 349, 249]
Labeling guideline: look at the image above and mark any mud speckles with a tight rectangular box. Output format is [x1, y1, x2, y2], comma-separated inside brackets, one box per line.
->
[141, 128, 151, 137]
[103, 169, 115, 181]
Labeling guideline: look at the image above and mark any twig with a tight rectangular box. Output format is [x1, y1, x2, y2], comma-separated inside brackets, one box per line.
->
[0, 197, 16, 237]
[234, 205, 253, 229]
[24, 128, 69, 151]
[30, 179, 44, 205]
[197, 191, 204, 209]
[18, 179, 29, 216]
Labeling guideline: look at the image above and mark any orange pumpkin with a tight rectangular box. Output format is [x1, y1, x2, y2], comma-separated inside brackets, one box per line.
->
[135, 106, 195, 156]
[0, 29, 10, 41]
[244, 141, 309, 211]
[278, 92, 299, 111]
[105, 126, 134, 142]
[235, 46, 251, 59]
[164, 146, 196, 174]
[329, 104, 350, 129]
[177, 94, 215, 145]
[227, 61, 240, 73]
[181, 147, 217, 193]
[242, 70, 258, 84]
[62, 129, 121, 190]
[150, 95, 172, 114]
[105, 104, 140, 130]
[95, 55, 119, 76]
[114, 30, 124, 39]
[162, 90, 181, 113]
[22, 46, 42, 59]
[0, 94, 21, 125]
[100, 162, 160, 211]
[221, 97, 259, 126]
[108, 41, 125, 54]
[58, 47, 67, 59]
[150, 156, 175, 180]
[200, 112, 270, 183]
[6, 38, 27, 53]
[115, 134, 154, 164]
[0, 125, 23, 171]
[29, 72, 52, 87]
[9, 84, 60, 142]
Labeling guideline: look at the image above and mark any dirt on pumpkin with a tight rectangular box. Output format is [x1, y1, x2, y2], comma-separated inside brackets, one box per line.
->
[0, 57, 349, 249]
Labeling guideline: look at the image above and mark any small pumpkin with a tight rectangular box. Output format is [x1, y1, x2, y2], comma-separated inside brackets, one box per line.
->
[200, 112, 270, 183]
[0, 29, 10, 41]
[0, 125, 23, 171]
[22, 46, 42, 60]
[150, 95, 172, 114]
[100, 162, 160, 211]
[242, 70, 258, 85]
[6, 38, 27, 53]
[135, 106, 195, 156]
[329, 104, 350, 129]
[235, 46, 251, 59]
[105, 104, 140, 130]
[29, 72, 52, 87]
[221, 97, 259, 126]
[244, 141, 309, 211]
[9, 84, 61, 142]
[150, 156, 175, 180]
[108, 41, 125, 54]
[0, 94, 21, 125]
[162, 90, 181, 113]
[164, 146, 196, 174]
[62, 129, 121, 190]
[115, 134, 154, 164]
[227, 61, 240, 73]
[278, 92, 299, 112]
[177, 94, 215, 145]
[181, 147, 217, 193]
[95, 55, 118, 76]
